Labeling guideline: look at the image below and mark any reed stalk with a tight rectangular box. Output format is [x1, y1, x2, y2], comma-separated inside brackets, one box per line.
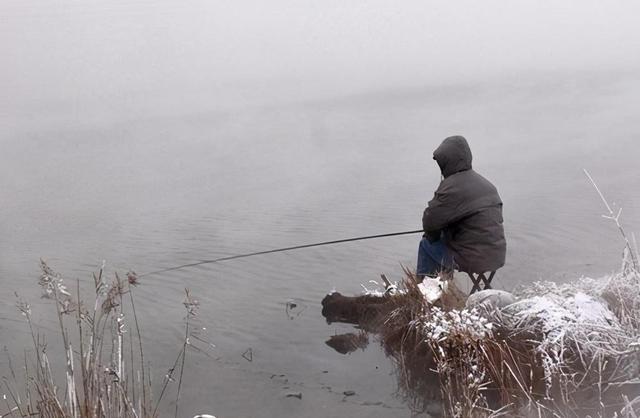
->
[1, 261, 203, 418]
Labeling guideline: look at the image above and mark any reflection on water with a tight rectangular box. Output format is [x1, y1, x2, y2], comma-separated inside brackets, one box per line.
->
[325, 332, 369, 355]
[321, 279, 447, 415]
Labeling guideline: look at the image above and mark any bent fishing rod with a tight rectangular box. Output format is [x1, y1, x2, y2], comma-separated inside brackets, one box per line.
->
[139, 229, 424, 277]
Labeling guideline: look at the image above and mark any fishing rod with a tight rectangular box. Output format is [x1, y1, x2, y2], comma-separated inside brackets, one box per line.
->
[139, 229, 423, 277]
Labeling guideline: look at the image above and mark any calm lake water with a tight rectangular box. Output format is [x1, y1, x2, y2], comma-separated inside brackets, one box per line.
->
[1, 4, 640, 413]
[2, 72, 640, 417]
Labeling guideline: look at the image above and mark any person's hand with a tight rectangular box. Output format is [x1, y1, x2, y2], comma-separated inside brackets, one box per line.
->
[425, 230, 441, 243]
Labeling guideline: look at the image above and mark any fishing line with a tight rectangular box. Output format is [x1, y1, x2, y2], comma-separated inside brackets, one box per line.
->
[139, 229, 423, 277]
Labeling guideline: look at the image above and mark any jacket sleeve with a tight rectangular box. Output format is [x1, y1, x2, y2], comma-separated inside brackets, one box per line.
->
[422, 181, 459, 233]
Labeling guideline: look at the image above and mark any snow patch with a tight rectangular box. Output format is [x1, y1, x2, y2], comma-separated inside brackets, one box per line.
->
[417, 276, 448, 304]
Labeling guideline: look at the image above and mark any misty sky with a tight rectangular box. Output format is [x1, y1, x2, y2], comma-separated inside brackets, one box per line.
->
[2, 0, 640, 120]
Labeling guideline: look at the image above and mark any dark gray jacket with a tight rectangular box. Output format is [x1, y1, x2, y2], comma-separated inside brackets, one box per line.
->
[422, 136, 506, 273]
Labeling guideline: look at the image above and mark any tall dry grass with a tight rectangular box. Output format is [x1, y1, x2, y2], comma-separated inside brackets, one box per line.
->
[376, 258, 640, 418]
[3, 261, 201, 418]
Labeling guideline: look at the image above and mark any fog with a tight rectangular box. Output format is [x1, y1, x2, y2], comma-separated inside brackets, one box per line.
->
[2, 3, 640, 416]
[2, 0, 640, 129]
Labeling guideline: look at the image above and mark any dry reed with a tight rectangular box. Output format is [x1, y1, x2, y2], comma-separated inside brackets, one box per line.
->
[2, 261, 203, 418]
[372, 260, 640, 418]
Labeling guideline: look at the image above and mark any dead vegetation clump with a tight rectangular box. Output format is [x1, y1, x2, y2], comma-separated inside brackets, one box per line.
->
[321, 268, 467, 411]
[370, 256, 640, 418]
[321, 252, 640, 417]
[3, 260, 206, 418]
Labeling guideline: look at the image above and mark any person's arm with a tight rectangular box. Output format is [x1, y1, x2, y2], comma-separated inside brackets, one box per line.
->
[422, 182, 457, 240]
[423, 228, 441, 243]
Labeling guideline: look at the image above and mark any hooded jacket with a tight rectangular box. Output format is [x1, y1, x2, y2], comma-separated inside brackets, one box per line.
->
[422, 136, 506, 273]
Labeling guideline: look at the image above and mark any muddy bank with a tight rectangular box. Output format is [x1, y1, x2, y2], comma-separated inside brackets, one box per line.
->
[321, 275, 467, 413]
[321, 266, 640, 417]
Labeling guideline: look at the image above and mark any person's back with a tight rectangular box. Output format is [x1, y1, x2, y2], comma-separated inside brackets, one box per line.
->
[418, 136, 506, 277]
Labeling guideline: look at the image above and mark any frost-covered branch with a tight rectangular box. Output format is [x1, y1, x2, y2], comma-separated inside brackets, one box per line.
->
[583, 169, 639, 271]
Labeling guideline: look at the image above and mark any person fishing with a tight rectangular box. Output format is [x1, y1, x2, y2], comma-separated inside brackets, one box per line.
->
[143, 135, 504, 280]
[417, 135, 506, 281]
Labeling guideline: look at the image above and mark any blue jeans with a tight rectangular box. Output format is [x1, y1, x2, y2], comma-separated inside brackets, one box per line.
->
[416, 238, 455, 278]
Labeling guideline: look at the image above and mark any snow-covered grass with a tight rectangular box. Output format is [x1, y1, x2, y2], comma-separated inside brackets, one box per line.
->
[377, 256, 640, 418]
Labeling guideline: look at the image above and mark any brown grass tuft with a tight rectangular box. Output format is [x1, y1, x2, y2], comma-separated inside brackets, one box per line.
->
[2, 261, 208, 418]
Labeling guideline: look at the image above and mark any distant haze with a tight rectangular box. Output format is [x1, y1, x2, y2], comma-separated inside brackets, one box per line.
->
[2, 3, 640, 416]
[2, 0, 640, 124]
